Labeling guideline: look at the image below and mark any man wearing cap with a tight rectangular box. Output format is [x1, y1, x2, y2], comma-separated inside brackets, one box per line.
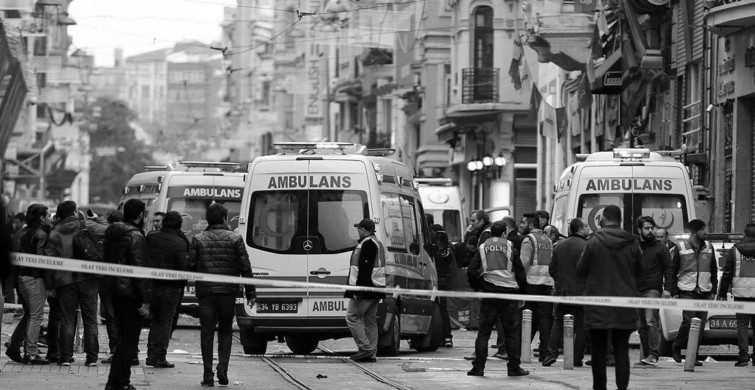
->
[345, 218, 386, 362]
[670, 219, 717, 366]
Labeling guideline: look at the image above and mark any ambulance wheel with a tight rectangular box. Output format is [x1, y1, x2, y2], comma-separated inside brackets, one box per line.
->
[409, 303, 443, 352]
[285, 335, 319, 355]
[240, 328, 267, 355]
[378, 312, 401, 356]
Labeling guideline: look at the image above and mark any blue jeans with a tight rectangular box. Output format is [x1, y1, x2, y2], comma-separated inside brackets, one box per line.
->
[19, 276, 46, 357]
[147, 286, 182, 361]
[198, 294, 235, 380]
[346, 298, 379, 355]
[638, 289, 661, 358]
[8, 284, 29, 354]
[473, 298, 522, 371]
[58, 279, 100, 362]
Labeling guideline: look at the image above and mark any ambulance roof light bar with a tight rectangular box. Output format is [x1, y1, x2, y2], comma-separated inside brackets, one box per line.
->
[178, 161, 246, 172]
[414, 178, 453, 186]
[613, 148, 651, 160]
[144, 165, 170, 171]
[274, 142, 367, 155]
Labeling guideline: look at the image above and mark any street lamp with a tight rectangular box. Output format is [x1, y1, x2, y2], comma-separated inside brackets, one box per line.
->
[482, 155, 494, 168]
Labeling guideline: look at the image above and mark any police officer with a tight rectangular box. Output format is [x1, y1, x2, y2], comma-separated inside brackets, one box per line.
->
[345, 218, 386, 363]
[718, 223, 755, 367]
[466, 221, 528, 377]
[670, 219, 717, 366]
[520, 213, 554, 361]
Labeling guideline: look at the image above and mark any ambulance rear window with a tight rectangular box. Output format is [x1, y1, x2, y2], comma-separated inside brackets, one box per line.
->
[248, 190, 368, 254]
[577, 194, 688, 234]
[167, 198, 241, 240]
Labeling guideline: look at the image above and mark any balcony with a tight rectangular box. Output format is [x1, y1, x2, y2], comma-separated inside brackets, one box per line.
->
[462, 68, 499, 104]
[706, 0, 755, 35]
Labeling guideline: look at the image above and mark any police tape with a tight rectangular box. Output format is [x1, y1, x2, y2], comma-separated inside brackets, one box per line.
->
[10, 252, 755, 314]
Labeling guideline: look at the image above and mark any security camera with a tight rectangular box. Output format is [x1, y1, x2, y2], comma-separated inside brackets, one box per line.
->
[706, 104, 714, 112]
[28, 96, 37, 106]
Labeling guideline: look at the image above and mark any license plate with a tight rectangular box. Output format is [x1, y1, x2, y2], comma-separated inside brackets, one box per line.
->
[709, 318, 737, 329]
[185, 285, 195, 295]
[257, 301, 299, 313]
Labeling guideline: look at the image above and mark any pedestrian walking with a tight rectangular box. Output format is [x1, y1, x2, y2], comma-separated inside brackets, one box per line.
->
[345, 218, 386, 362]
[718, 223, 755, 367]
[466, 221, 529, 377]
[520, 213, 554, 361]
[45, 202, 105, 367]
[670, 219, 717, 366]
[635, 216, 673, 366]
[145, 211, 189, 368]
[188, 203, 255, 387]
[577, 205, 643, 390]
[432, 224, 455, 348]
[542, 217, 591, 367]
[16, 204, 52, 365]
[103, 199, 152, 390]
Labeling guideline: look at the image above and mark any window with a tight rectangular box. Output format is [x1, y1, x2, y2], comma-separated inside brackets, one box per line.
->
[33, 37, 46, 56]
[248, 190, 368, 254]
[551, 193, 568, 234]
[576, 193, 688, 235]
[425, 209, 462, 243]
[167, 198, 241, 240]
[473, 6, 493, 69]
[381, 193, 420, 254]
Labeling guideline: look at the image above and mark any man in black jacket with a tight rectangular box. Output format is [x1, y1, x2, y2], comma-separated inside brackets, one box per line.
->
[104, 199, 151, 390]
[345, 218, 386, 362]
[635, 216, 673, 366]
[189, 203, 255, 387]
[146, 211, 189, 368]
[467, 221, 528, 377]
[542, 217, 591, 367]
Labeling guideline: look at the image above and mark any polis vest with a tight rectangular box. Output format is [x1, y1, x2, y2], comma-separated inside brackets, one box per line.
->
[478, 237, 518, 289]
[676, 240, 714, 293]
[525, 231, 554, 286]
[348, 235, 386, 287]
[732, 247, 755, 298]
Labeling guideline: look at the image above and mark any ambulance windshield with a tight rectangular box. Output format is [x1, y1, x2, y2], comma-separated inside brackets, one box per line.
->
[248, 189, 368, 254]
[424, 209, 462, 243]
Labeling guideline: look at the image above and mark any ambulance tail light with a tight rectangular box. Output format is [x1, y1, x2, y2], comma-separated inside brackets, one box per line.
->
[372, 162, 381, 171]
[613, 148, 650, 159]
[376, 173, 384, 183]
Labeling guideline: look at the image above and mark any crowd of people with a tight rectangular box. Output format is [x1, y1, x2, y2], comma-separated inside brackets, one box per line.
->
[0, 199, 255, 390]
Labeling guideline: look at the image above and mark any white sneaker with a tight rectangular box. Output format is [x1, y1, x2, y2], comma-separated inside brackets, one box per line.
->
[640, 355, 658, 366]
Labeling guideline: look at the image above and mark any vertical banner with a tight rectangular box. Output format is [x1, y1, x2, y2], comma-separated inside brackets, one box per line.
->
[305, 0, 324, 120]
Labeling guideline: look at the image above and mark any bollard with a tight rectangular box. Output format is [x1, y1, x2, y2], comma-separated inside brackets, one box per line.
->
[563, 314, 574, 370]
[521, 309, 532, 363]
[684, 317, 702, 372]
[74, 308, 84, 354]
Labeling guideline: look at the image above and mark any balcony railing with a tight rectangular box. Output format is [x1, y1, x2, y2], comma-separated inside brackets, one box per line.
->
[462, 68, 499, 104]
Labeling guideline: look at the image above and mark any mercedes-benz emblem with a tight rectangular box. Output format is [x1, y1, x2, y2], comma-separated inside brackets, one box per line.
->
[303, 240, 313, 251]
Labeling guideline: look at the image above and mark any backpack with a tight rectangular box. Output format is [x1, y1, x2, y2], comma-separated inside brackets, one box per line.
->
[72, 219, 104, 262]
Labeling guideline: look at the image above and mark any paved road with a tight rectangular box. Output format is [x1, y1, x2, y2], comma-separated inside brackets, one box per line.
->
[2, 314, 754, 389]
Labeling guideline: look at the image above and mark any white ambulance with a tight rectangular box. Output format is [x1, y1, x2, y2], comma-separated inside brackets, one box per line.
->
[415, 178, 466, 244]
[550, 148, 734, 355]
[236, 142, 443, 356]
[119, 161, 246, 314]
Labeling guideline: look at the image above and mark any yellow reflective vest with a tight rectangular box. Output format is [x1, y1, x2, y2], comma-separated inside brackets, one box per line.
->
[524, 231, 554, 286]
[676, 240, 715, 293]
[478, 237, 518, 289]
[732, 247, 755, 298]
[348, 236, 386, 287]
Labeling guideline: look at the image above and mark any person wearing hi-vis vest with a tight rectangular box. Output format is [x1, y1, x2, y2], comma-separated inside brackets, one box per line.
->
[466, 221, 529, 377]
[345, 218, 386, 363]
[519, 213, 554, 361]
[717, 223, 755, 367]
[670, 219, 717, 366]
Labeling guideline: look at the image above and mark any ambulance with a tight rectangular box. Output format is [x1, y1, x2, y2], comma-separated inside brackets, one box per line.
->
[235, 142, 443, 356]
[119, 161, 246, 313]
[549, 148, 736, 355]
[415, 178, 466, 244]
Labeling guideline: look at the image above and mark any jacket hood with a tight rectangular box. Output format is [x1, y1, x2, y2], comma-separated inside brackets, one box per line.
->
[54, 215, 81, 235]
[105, 222, 140, 241]
[735, 240, 755, 257]
[593, 226, 637, 250]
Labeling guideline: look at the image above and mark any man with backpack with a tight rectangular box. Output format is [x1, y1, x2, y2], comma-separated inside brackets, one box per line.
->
[45, 201, 107, 367]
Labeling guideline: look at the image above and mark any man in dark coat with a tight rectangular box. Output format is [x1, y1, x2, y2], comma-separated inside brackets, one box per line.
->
[104, 199, 151, 390]
[635, 216, 673, 366]
[189, 203, 255, 387]
[577, 205, 643, 390]
[145, 211, 189, 368]
[542, 217, 591, 367]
